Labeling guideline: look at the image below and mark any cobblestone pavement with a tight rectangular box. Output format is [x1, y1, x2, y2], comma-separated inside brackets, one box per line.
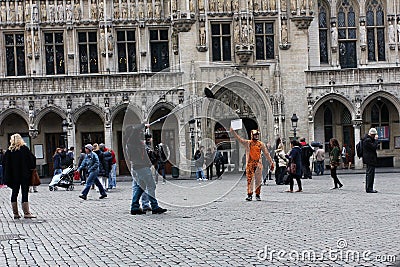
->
[0, 172, 399, 267]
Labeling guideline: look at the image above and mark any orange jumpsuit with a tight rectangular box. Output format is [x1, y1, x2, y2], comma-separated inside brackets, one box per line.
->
[232, 130, 273, 195]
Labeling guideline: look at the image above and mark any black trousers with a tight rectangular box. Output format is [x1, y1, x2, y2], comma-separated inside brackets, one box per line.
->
[330, 166, 343, 188]
[275, 166, 286, 184]
[206, 165, 213, 179]
[366, 164, 376, 192]
[11, 182, 30, 202]
[289, 174, 302, 191]
[215, 163, 224, 178]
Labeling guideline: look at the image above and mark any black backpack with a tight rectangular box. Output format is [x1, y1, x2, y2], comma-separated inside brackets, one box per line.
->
[356, 140, 363, 158]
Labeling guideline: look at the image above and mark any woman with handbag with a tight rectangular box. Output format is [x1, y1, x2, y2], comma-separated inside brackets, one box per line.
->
[3, 133, 37, 219]
[329, 138, 343, 189]
[286, 140, 303, 193]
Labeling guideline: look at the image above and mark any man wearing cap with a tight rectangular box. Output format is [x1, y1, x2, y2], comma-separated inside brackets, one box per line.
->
[362, 128, 379, 193]
[77, 144, 108, 200]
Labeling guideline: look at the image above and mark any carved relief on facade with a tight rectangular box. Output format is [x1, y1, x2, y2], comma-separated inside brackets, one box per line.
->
[121, 0, 128, 20]
[8, 1, 16, 23]
[113, 0, 120, 20]
[40, 2, 47, 22]
[57, 1, 64, 22]
[26, 31, 33, 55]
[138, 0, 144, 20]
[280, 0, 286, 11]
[66, 1, 73, 21]
[199, 26, 206, 46]
[100, 28, 106, 55]
[147, 1, 153, 18]
[74, 1, 82, 21]
[33, 31, 39, 55]
[91, 0, 98, 20]
[0, 2, 7, 23]
[129, 0, 136, 19]
[171, 0, 177, 12]
[217, 0, 223, 12]
[154, 1, 161, 19]
[16, 1, 23, 23]
[198, 0, 205, 11]
[48, 2, 56, 23]
[98, 1, 104, 20]
[209, 0, 216, 12]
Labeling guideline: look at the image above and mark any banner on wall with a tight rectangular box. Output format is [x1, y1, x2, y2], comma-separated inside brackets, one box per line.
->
[376, 126, 390, 141]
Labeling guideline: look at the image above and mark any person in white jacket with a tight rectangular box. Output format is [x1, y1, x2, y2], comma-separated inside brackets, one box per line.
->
[274, 142, 288, 185]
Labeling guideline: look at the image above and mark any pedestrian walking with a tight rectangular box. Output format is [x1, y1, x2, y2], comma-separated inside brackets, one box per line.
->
[314, 144, 325, 175]
[274, 142, 288, 185]
[329, 138, 343, 190]
[362, 128, 379, 193]
[341, 144, 347, 169]
[77, 144, 108, 200]
[230, 128, 274, 201]
[214, 150, 225, 179]
[99, 143, 113, 190]
[299, 138, 314, 179]
[194, 146, 206, 181]
[286, 140, 302, 193]
[53, 148, 63, 176]
[3, 133, 37, 219]
[77, 147, 87, 185]
[125, 124, 167, 215]
[156, 143, 167, 184]
[205, 147, 214, 180]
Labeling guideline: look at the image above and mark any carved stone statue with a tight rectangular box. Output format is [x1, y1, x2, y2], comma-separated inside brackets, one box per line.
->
[0, 2, 6, 23]
[359, 21, 366, 45]
[248, 23, 254, 44]
[225, 1, 231, 12]
[154, 1, 161, 19]
[189, 0, 194, 12]
[129, 0, 136, 19]
[32, 1, 39, 22]
[199, 27, 206, 46]
[8, 2, 16, 23]
[26, 31, 32, 55]
[398, 21, 400, 43]
[280, 0, 287, 11]
[40, 2, 47, 22]
[147, 1, 153, 18]
[91, 0, 98, 20]
[138, 0, 144, 19]
[388, 20, 395, 44]
[171, 0, 177, 12]
[107, 32, 114, 51]
[209, 0, 216, 12]
[248, 0, 253, 10]
[25, 3, 31, 22]
[66, 1, 73, 21]
[281, 20, 288, 44]
[199, 0, 205, 11]
[217, 0, 223, 12]
[290, 0, 296, 12]
[234, 21, 240, 44]
[98, 1, 104, 20]
[331, 22, 338, 47]
[232, 0, 239, 12]
[100, 29, 106, 54]
[33, 31, 39, 54]
[57, 1, 64, 22]
[113, 1, 119, 20]
[270, 0, 276, 10]
[16, 1, 23, 23]
[29, 109, 35, 130]
[121, 0, 128, 20]
[74, 1, 82, 21]
[241, 22, 249, 43]
[48, 2, 56, 23]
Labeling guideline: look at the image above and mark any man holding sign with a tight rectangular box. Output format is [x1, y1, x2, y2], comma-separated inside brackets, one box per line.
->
[230, 126, 274, 201]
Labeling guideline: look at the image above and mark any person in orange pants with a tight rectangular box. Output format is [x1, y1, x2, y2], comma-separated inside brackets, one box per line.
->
[230, 128, 274, 201]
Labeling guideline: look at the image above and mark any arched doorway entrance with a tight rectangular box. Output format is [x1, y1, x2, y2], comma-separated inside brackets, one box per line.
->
[0, 113, 29, 149]
[75, 110, 104, 149]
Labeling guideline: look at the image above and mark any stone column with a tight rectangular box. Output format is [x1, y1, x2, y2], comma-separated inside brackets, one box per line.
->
[353, 122, 363, 169]
[308, 120, 314, 144]
[68, 124, 76, 158]
[104, 124, 113, 150]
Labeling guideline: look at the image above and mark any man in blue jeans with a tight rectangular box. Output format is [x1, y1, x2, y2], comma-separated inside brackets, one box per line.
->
[125, 124, 167, 215]
[77, 144, 107, 200]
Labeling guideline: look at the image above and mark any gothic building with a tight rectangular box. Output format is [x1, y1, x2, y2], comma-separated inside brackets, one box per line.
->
[0, 0, 399, 176]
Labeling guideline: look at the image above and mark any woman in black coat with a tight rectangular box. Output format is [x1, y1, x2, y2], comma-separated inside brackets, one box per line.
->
[286, 140, 303, 192]
[3, 133, 36, 219]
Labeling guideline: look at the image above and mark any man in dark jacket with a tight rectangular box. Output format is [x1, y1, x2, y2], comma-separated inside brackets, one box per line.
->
[299, 138, 314, 179]
[362, 128, 379, 193]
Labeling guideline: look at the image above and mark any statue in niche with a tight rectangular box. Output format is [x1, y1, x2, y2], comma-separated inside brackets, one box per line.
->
[290, 0, 296, 12]
[171, 0, 177, 12]
[241, 22, 249, 43]
[129, 0, 136, 19]
[198, 0, 204, 11]
[29, 109, 35, 130]
[107, 31, 114, 51]
[98, 1, 104, 20]
[154, 0, 161, 19]
[26, 31, 32, 55]
[138, 0, 144, 19]
[359, 21, 366, 45]
[48, 2, 56, 23]
[248, 0, 253, 10]
[16, 1, 23, 23]
[209, 0, 216, 12]
[189, 0, 194, 12]
[74, 1, 82, 21]
[309, 0, 314, 10]
[57, 1, 64, 21]
[388, 20, 395, 44]
[100, 29, 106, 54]
[113, 0, 119, 20]
[331, 22, 338, 47]
[32, 1, 39, 22]
[217, 0, 223, 12]
[248, 23, 254, 44]
[398, 21, 400, 43]
[281, 19, 288, 44]
[0, 2, 6, 23]
[121, 0, 128, 20]
[147, 1, 153, 18]
[9, 2, 16, 23]
[91, 0, 98, 20]
[280, 0, 286, 11]
[199, 27, 206, 46]
[253, 0, 259, 12]
[225, 1, 231, 12]
[232, 0, 239, 12]
[40, 2, 47, 21]
[270, 0, 276, 10]
[66, 1, 73, 21]
[25, 2, 31, 22]
[234, 20, 240, 44]
[33, 31, 39, 54]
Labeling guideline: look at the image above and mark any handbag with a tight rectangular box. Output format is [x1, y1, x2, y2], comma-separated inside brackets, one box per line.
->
[73, 170, 81, 181]
[30, 169, 41, 186]
[287, 162, 297, 175]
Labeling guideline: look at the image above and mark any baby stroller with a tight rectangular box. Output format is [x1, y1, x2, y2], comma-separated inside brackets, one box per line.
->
[49, 167, 75, 191]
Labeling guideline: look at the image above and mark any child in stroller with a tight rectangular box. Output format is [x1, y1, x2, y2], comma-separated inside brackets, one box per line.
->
[49, 166, 75, 191]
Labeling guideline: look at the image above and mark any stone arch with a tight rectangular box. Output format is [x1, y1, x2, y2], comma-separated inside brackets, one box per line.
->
[35, 106, 67, 129]
[312, 93, 356, 120]
[72, 104, 105, 124]
[110, 103, 130, 122]
[361, 91, 400, 116]
[148, 101, 176, 121]
[0, 108, 29, 126]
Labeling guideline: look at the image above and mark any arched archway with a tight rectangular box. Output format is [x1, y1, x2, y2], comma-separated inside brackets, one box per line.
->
[75, 110, 104, 149]
[0, 113, 29, 150]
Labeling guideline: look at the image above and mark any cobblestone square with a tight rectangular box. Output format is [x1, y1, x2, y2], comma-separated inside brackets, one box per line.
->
[0, 172, 399, 266]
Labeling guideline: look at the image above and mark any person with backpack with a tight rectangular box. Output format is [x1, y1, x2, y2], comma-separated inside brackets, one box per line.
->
[329, 138, 343, 190]
[362, 128, 379, 193]
[299, 138, 314, 179]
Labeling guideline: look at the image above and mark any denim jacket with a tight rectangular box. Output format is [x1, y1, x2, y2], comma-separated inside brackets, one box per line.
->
[78, 152, 99, 173]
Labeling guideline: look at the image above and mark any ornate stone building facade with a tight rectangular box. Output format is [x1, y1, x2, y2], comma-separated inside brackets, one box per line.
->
[0, 0, 399, 175]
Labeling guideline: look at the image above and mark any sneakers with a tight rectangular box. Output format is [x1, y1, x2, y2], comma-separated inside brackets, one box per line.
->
[245, 195, 252, 201]
[255, 195, 261, 201]
[0, 184, 8, 189]
[79, 195, 87, 200]
[152, 207, 167, 214]
[131, 209, 146, 215]
[99, 194, 107, 199]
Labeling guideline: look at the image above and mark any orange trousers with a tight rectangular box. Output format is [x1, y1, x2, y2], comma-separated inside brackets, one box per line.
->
[246, 160, 263, 195]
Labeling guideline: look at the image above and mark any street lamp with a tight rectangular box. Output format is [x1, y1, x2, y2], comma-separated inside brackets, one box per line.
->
[189, 118, 196, 177]
[62, 119, 69, 148]
[291, 113, 298, 140]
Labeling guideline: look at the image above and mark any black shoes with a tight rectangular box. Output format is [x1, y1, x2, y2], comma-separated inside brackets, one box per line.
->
[131, 209, 146, 215]
[255, 195, 261, 201]
[99, 194, 107, 199]
[152, 207, 167, 214]
[367, 190, 378, 193]
[79, 195, 87, 200]
[142, 207, 152, 212]
[245, 195, 252, 201]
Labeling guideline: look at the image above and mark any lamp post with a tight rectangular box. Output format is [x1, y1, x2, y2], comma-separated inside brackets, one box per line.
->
[291, 113, 298, 140]
[62, 119, 69, 149]
[189, 118, 196, 178]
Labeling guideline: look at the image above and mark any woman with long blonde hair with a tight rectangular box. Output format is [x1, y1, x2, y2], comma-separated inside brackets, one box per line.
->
[3, 133, 37, 219]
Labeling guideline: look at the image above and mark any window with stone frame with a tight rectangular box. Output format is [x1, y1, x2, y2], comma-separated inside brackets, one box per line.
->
[366, 0, 385, 62]
[44, 32, 65, 75]
[337, 0, 357, 68]
[117, 30, 137, 72]
[211, 23, 232, 61]
[150, 29, 169, 72]
[255, 22, 274, 60]
[371, 102, 390, 149]
[5, 33, 26, 76]
[78, 31, 98, 74]
[318, 1, 329, 64]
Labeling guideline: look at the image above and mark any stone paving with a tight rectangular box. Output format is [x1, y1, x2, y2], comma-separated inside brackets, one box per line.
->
[0, 171, 399, 267]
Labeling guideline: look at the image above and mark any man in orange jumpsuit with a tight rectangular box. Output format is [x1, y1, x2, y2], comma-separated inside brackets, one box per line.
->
[231, 128, 274, 201]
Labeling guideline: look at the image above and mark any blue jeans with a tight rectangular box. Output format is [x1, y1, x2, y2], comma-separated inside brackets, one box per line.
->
[132, 178, 150, 209]
[196, 167, 204, 179]
[316, 161, 324, 175]
[130, 167, 159, 211]
[54, 168, 62, 176]
[108, 163, 117, 188]
[81, 170, 107, 197]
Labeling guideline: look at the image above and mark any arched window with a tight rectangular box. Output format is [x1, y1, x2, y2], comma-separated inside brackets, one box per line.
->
[366, 0, 385, 61]
[337, 0, 357, 68]
[318, 1, 329, 64]
[371, 101, 389, 149]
